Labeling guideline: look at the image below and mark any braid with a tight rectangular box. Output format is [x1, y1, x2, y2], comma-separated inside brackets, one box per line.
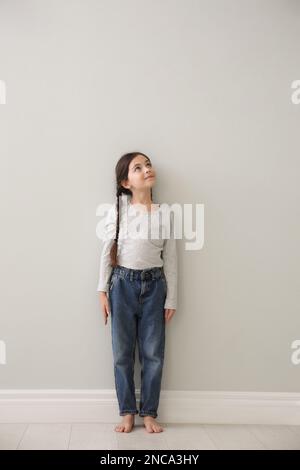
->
[109, 186, 122, 267]
[109, 186, 154, 267]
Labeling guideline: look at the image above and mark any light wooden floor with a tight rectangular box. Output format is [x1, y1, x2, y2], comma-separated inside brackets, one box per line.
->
[1, 423, 300, 450]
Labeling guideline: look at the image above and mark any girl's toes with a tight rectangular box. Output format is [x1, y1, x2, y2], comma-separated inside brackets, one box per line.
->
[115, 424, 125, 432]
[124, 424, 133, 432]
[144, 423, 154, 433]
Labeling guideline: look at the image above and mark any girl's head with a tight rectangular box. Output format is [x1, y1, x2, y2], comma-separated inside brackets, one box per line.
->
[110, 151, 156, 266]
[116, 152, 156, 197]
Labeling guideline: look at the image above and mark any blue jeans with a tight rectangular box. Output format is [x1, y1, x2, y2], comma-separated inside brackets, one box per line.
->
[108, 264, 167, 418]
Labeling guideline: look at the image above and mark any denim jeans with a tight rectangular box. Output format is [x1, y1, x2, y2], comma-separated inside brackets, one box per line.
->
[108, 264, 167, 419]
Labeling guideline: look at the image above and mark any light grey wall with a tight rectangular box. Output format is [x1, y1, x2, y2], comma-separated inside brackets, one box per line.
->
[0, 0, 299, 391]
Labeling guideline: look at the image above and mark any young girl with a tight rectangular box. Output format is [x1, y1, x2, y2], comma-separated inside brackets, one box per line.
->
[97, 152, 177, 434]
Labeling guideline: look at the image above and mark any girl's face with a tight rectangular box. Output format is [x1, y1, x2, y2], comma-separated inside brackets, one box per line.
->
[122, 155, 156, 192]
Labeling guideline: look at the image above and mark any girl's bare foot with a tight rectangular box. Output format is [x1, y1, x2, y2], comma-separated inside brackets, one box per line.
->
[114, 414, 135, 433]
[143, 416, 164, 433]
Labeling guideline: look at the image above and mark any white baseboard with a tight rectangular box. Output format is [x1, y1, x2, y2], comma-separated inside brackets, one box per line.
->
[0, 389, 300, 425]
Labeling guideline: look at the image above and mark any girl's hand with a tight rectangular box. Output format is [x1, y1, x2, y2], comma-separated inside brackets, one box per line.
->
[99, 292, 110, 325]
[165, 308, 176, 323]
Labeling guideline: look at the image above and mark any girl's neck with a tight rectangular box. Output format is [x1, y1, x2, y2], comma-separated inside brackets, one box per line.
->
[129, 196, 159, 213]
[130, 195, 153, 206]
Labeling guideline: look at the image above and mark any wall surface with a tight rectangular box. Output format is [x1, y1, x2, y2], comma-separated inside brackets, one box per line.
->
[0, 0, 299, 392]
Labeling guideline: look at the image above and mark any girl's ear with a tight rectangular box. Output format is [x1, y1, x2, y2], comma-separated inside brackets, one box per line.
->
[120, 178, 130, 190]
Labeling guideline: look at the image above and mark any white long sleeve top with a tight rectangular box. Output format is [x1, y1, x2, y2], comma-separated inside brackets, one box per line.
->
[96, 195, 177, 309]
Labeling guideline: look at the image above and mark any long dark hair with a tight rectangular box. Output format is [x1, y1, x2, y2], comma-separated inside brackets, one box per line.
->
[110, 152, 154, 267]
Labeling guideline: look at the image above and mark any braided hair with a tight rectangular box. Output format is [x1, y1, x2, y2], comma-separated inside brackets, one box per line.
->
[109, 152, 154, 267]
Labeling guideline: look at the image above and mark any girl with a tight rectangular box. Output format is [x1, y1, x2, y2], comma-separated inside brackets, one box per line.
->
[97, 152, 177, 434]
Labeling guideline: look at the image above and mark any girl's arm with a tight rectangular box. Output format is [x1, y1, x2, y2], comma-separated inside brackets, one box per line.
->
[162, 211, 177, 310]
[97, 204, 117, 293]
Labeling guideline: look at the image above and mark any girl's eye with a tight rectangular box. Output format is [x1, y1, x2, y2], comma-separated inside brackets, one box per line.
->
[134, 162, 152, 171]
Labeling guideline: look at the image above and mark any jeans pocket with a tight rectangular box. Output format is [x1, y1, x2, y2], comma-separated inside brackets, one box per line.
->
[109, 273, 117, 292]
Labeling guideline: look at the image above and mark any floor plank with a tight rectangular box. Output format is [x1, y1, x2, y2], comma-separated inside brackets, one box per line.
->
[0, 423, 299, 450]
[250, 425, 300, 450]
[0, 423, 28, 450]
[203, 424, 266, 450]
[162, 423, 217, 450]
[17, 423, 71, 450]
[69, 423, 118, 450]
